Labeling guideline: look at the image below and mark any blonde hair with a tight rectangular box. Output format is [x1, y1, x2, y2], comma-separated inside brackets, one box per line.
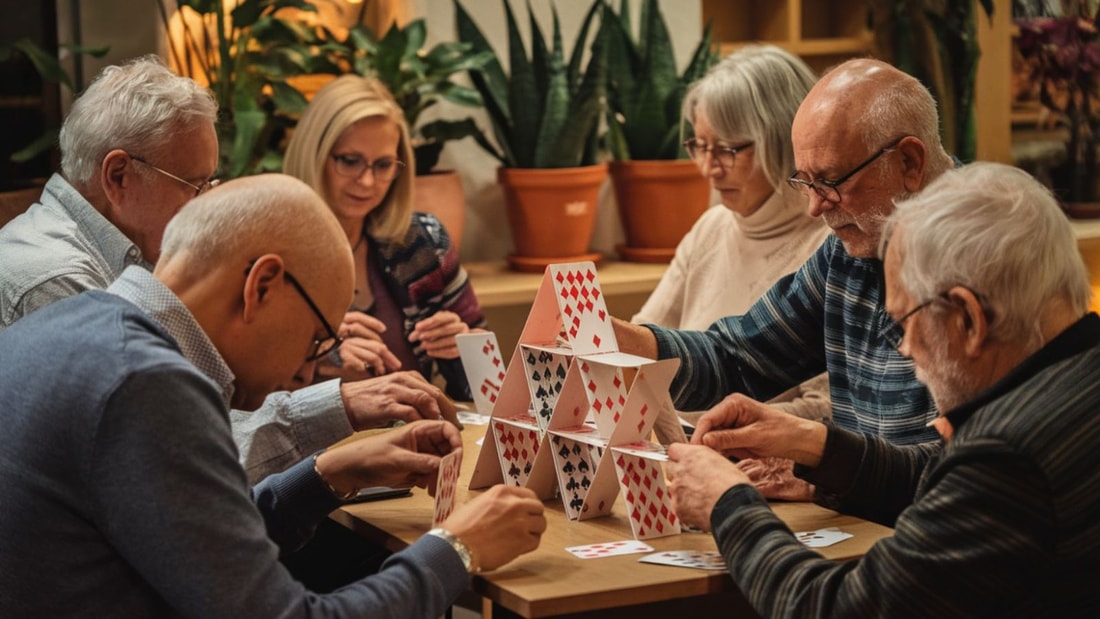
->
[283, 75, 414, 242]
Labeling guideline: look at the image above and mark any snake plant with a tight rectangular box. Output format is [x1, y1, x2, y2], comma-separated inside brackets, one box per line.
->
[603, 0, 717, 161]
[454, 0, 608, 169]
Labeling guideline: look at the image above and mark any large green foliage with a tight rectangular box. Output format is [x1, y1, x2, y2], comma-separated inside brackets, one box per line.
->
[327, 18, 493, 175]
[158, 0, 336, 178]
[603, 0, 717, 161]
[454, 0, 608, 169]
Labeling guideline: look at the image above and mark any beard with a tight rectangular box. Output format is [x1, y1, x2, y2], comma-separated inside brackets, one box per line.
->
[915, 328, 982, 414]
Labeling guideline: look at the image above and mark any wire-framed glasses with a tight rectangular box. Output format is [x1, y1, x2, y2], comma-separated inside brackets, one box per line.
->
[245, 262, 344, 362]
[330, 153, 406, 182]
[130, 154, 220, 197]
[682, 138, 754, 170]
[786, 136, 908, 203]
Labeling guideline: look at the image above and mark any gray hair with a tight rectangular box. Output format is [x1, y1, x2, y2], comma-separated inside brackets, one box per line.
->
[160, 174, 347, 283]
[883, 162, 1091, 350]
[60, 55, 217, 186]
[681, 44, 816, 189]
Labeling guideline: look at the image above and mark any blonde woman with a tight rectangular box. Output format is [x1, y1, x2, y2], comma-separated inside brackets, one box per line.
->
[284, 75, 485, 400]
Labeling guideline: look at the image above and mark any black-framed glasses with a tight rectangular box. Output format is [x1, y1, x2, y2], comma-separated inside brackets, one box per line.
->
[881, 287, 989, 349]
[787, 136, 908, 203]
[130, 154, 220, 197]
[683, 138, 753, 170]
[244, 262, 343, 362]
[330, 153, 405, 182]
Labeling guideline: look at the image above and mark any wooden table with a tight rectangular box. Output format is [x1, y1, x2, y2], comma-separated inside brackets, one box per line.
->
[331, 423, 893, 618]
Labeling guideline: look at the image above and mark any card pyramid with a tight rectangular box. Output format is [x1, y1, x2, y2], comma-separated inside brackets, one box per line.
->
[457, 262, 682, 539]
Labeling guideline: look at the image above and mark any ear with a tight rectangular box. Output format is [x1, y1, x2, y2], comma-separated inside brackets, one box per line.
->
[947, 286, 988, 357]
[241, 254, 286, 324]
[896, 136, 927, 194]
[100, 149, 133, 205]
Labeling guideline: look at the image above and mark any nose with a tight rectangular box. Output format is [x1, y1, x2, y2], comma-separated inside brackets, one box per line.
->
[701, 152, 725, 179]
[354, 166, 377, 186]
[806, 191, 834, 218]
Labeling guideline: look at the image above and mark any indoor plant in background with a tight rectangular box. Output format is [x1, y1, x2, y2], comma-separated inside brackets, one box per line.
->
[455, 0, 609, 272]
[156, 0, 333, 178]
[326, 16, 493, 250]
[604, 0, 717, 262]
[1016, 3, 1100, 210]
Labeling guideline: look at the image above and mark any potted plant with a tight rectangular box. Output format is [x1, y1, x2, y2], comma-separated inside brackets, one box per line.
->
[455, 0, 609, 272]
[155, 0, 334, 178]
[1016, 3, 1100, 210]
[324, 17, 494, 250]
[604, 0, 717, 263]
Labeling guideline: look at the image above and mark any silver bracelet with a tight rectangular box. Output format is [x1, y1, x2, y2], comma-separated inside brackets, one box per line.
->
[426, 527, 479, 573]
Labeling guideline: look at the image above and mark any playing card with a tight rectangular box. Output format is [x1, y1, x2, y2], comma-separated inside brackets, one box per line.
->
[548, 263, 617, 356]
[611, 441, 668, 461]
[638, 550, 727, 571]
[612, 450, 680, 539]
[456, 333, 508, 415]
[432, 450, 461, 527]
[520, 345, 571, 432]
[795, 527, 854, 548]
[551, 434, 599, 519]
[565, 539, 653, 559]
[577, 359, 630, 437]
[493, 419, 541, 488]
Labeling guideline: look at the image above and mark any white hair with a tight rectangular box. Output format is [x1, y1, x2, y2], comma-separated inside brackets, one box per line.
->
[59, 55, 217, 186]
[860, 68, 954, 180]
[883, 162, 1091, 350]
[681, 44, 816, 189]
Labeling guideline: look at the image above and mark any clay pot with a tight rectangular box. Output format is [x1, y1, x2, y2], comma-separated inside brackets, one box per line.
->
[413, 170, 467, 251]
[609, 159, 711, 263]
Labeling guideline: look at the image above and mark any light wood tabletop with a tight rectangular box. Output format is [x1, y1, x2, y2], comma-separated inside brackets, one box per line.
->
[331, 422, 894, 618]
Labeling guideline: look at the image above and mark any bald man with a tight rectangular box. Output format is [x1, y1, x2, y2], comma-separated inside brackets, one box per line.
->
[0, 175, 545, 617]
[615, 59, 957, 498]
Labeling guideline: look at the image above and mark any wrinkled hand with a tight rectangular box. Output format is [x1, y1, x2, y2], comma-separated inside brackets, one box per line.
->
[442, 485, 546, 572]
[737, 457, 815, 501]
[340, 371, 446, 430]
[409, 311, 473, 360]
[317, 419, 462, 496]
[693, 394, 825, 466]
[666, 443, 751, 532]
[317, 312, 402, 382]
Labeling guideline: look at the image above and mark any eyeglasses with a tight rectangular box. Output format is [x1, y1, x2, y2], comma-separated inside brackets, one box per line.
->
[245, 262, 344, 362]
[786, 136, 907, 203]
[330, 153, 405, 182]
[682, 138, 753, 170]
[881, 287, 989, 349]
[130, 154, 220, 197]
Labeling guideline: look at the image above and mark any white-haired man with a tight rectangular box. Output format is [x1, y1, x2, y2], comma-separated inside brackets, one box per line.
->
[667, 162, 1100, 616]
[0, 55, 443, 483]
[0, 174, 546, 616]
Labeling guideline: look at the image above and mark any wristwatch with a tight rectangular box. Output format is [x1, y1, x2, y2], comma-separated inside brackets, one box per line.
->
[426, 527, 479, 574]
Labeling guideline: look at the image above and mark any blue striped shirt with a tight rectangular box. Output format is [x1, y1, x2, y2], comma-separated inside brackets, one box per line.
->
[649, 235, 939, 444]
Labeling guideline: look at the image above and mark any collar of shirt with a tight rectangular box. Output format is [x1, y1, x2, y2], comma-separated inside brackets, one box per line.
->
[107, 266, 235, 406]
[45, 174, 150, 273]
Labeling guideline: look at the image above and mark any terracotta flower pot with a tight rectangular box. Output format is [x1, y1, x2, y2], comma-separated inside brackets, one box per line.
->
[413, 170, 467, 251]
[498, 164, 608, 273]
[609, 159, 711, 263]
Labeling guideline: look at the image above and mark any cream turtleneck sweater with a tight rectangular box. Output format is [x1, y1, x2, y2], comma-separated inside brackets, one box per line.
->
[633, 188, 832, 441]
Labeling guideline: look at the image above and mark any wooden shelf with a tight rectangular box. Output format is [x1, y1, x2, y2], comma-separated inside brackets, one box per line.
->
[466, 259, 668, 308]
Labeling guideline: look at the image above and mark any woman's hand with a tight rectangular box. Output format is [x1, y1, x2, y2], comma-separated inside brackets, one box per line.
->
[315, 312, 402, 382]
[409, 311, 476, 360]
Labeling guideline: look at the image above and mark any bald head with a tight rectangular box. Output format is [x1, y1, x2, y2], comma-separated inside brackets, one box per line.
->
[156, 174, 354, 409]
[159, 174, 351, 286]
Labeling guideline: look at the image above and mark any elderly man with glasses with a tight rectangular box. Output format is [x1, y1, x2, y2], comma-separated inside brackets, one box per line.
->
[665, 162, 1100, 616]
[0, 173, 547, 617]
[0, 56, 450, 486]
[615, 59, 957, 499]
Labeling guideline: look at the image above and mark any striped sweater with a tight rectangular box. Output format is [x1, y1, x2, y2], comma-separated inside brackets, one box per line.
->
[649, 235, 939, 444]
[712, 313, 1100, 618]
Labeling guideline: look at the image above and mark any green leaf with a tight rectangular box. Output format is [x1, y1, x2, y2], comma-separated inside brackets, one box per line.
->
[10, 39, 72, 90]
[506, 0, 539, 167]
[454, 0, 512, 158]
[9, 129, 59, 163]
[270, 80, 308, 113]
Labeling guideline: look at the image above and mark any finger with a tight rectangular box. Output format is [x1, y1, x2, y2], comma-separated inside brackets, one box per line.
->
[411, 320, 467, 344]
[341, 342, 388, 377]
[341, 312, 388, 332]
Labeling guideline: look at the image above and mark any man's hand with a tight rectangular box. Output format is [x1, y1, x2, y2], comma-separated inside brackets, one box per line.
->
[441, 485, 546, 572]
[666, 443, 751, 532]
[316, 419, 463, 495]
[693, 394, 828, 467]
[737, 457, 815, 501]
[317, 312, 402, 381]
[339, 371, 446, 430]
[408, 311, 472, 360]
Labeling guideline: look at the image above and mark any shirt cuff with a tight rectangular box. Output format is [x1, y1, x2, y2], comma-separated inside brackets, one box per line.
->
[288, 379, 354, 450]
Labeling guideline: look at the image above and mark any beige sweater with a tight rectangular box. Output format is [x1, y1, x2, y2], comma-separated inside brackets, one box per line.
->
[633, 189, 833, 442]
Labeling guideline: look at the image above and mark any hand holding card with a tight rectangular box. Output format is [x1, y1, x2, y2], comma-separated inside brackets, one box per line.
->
[433, 450, 462, 526]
